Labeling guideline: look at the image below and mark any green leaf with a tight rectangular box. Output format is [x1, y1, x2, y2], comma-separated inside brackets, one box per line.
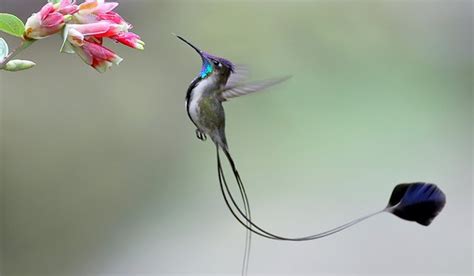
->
[0, 37, 8, 60]
[48, 0, 61, 4]
[0, 13, 25, 38]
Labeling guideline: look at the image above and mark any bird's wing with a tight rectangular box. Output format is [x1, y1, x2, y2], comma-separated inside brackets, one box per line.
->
[225, 64, 249, 88]
[219, 76, 291, 101]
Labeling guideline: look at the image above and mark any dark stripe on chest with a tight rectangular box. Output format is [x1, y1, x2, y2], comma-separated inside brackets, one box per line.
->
[185, 77, 202, 127]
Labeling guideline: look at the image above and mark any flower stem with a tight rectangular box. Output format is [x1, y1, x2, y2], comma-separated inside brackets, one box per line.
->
[0, 39, 35, 70]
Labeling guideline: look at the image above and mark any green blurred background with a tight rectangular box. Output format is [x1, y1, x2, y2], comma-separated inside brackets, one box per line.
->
[0, 0, 472, 275]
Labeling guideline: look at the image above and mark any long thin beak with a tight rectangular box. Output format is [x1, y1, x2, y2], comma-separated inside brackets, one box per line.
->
[174, 34, 203, 56]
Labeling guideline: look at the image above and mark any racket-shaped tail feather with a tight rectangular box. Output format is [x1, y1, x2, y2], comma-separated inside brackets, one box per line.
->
[217, 145, 447, 241]
[386, 182, 446, 226]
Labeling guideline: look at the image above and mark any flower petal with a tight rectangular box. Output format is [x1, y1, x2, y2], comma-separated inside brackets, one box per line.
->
[39, 3, 55, 21]
[72, 44, 93, 66]
[67, 21, 111, 37]
[67, 28, 85, 46]
[78, 40, 122, 72]
[78, 0, 99, 12]
[41, 12, 64, 28]
[112, 32, 144, 50]
[97, 11, 125, 24]
[96, 2, 119, 13]
[58, 0, 79, 15]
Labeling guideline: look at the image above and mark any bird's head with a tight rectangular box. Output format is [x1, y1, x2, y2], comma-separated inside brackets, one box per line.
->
[175, 34, 234, 80]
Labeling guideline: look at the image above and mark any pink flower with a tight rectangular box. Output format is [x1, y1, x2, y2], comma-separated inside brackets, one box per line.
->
[60, 0, 145, 72]
[72, 0, 144, 50]
[79, 0, 118, 15]
[111, 32, 144, 50]
[24, 0, 144, 72]
[57, 0, 79, 15]
[96, 11, 126, 25]
[76, 39, 123, 73]
[24, 0, 78, 39]
[61, 22, 124, 72]
[74, 0, 125, 26]
[24, 3, 65, 39]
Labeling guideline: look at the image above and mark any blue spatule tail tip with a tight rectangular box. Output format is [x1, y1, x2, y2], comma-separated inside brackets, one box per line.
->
[386, 182, 446, 226]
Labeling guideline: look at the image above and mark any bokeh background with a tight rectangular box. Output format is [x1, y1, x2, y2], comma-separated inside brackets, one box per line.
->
[0, 0, 472, 275]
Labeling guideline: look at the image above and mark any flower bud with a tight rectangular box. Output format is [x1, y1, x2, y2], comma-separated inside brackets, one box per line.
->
[24, 3, 65, 39]
[3, 59, 36, 71]
[23, 0, 78, 40]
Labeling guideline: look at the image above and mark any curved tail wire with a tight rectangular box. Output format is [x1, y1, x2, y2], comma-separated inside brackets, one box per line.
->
[216, 145, 385, 242]
[216, 144, 251, 275]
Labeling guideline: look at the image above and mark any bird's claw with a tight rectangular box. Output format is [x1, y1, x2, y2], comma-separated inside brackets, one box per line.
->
[195, 129, 207, 141]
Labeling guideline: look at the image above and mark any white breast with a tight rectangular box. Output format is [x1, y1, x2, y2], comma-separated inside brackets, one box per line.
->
[187, 77, 215, 127]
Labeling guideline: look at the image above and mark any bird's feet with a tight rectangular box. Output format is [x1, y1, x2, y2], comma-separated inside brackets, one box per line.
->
[195, 129, 207, 141]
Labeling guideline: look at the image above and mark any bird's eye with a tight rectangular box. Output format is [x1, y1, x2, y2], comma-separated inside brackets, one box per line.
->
[212, 60, 222, 67]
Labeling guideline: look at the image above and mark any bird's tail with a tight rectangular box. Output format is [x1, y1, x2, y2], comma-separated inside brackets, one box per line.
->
[216, 144, 251, 276]
[216, 144, 380, 242]
[215, 144, 446, 243]
[211, 130, 251, 275]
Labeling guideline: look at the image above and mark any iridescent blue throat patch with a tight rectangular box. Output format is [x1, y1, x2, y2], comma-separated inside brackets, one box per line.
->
[200, 61, 213, 78]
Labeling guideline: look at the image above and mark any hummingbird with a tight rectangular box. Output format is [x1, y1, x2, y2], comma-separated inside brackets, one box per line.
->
[175, 34, 289, 275]
[175, 34, 447, 276]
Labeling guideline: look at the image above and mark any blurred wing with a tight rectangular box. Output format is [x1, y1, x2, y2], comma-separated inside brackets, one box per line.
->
[225, 64, 249, 88]
[220, 76, 291, 101]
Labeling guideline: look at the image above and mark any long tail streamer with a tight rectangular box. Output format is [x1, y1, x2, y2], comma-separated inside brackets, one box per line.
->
[215, 145, 446, 275]
[215, 145, 446, 241]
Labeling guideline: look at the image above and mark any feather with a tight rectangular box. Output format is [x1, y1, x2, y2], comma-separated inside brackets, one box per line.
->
[219, 76, 291, 101]
[225, 64, 250, 88]
[386, 182, 446, 226]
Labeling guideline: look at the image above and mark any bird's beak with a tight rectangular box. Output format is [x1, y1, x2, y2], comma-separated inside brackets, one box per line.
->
[174, 34, 204, 59]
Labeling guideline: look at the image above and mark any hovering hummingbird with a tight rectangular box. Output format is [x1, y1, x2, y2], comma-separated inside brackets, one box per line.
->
[175, 34, 447, 276]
